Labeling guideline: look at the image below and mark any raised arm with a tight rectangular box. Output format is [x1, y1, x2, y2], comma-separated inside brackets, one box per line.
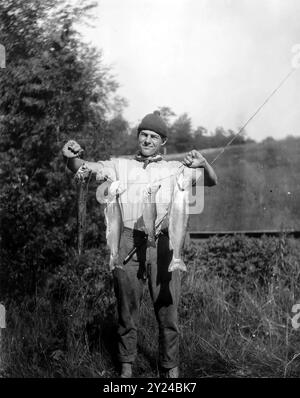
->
[62, 140, 107, 175]
[182, 149, 217, 187]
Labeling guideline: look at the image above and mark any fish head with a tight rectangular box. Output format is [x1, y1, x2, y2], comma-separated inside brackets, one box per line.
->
[96, 180, 111, 204]
[96, 180, 126, 204]
[175, 167, 195, 191]
[110, 180, 126, 197]
[96, 167, 117, 182]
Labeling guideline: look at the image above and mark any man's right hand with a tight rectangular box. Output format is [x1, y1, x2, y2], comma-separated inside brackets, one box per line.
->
[62, 140, 83, 158]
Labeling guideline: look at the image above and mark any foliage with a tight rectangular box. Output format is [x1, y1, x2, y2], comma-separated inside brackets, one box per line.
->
[1, 249, 118, 377]
[111, 106, 256, 157]
[2, 235, 300, 378]
[0, 0, 119, 300]
[140, 235, 300, 378]
[167, 113, 193, 153]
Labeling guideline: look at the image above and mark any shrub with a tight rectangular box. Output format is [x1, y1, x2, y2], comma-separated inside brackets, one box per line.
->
[2, 235, 300, 378]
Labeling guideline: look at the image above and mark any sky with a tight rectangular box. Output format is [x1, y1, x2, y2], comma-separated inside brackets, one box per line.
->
[81, 0, 300, 141]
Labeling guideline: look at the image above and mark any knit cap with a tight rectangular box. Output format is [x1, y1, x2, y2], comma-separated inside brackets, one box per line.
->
[137, 110, 168, 138]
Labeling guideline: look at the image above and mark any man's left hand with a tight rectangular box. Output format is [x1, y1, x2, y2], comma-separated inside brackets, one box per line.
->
[182, 150, 206, 168]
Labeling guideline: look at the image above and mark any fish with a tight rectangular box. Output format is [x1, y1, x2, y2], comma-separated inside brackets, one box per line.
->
[103, 181, 125, 271]
[75, 164, 92, 256]
[168, 168, 194, 272]
[142, 183, 161, 247]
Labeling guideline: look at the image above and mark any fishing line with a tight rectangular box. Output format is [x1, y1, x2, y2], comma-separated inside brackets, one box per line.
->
[127, 67, 297, 244]
[210, 68, 297, 165]
[142, 67, 297, 177]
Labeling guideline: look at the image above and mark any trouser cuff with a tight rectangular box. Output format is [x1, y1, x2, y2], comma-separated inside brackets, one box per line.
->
[160, 361, 178, 369]
[118, 354, 136, 364]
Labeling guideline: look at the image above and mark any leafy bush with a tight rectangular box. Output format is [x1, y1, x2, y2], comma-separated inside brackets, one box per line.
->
[0, 0, 116, 302]
[2, 233, 300, 378]
[138, 235, 300, 377]
[2, 248, 118, 377]
[177, 235, 300, 377]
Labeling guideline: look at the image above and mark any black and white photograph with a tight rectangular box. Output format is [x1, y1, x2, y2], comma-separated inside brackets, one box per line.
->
[0, 0, 300, 383]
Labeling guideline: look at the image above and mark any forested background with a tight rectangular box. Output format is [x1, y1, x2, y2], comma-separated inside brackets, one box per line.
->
[1, 0, 300, 378]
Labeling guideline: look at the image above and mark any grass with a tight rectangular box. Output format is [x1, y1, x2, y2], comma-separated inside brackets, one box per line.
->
[169, 136, 300, 232]
[2, 235, 300, 378]
[137, 235, 300, 378]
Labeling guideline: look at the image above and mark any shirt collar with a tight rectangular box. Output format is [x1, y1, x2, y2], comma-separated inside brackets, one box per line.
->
[134, 152, 163, 169]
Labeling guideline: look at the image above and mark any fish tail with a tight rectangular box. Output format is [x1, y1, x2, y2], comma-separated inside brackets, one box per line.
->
[168, 258, 187, 272]
[109, 254, 124, 271]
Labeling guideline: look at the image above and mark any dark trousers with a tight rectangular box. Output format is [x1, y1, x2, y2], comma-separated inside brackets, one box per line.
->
[113, 227, 181, 369]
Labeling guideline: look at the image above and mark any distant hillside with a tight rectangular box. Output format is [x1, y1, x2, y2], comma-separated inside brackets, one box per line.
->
[165, 137, 300, 232]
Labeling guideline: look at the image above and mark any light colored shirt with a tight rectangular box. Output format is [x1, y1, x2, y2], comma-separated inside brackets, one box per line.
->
[94, 157, 202, 230]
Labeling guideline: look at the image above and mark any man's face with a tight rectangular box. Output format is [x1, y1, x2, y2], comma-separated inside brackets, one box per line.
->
[138, 130, 166, 157]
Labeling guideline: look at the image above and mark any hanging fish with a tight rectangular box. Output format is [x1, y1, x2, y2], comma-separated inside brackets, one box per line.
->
[75, 164, 92, 256]
[142, 183, 161, 247]
[103, 181, 125, 271]
[168, 168, 194, 272]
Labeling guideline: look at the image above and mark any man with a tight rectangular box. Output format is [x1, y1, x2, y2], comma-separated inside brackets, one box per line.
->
[62, 110, 217, 378]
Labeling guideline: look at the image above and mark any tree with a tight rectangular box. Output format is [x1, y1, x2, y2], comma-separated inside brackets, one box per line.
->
[107, 114, 130, 156]
[193, 126, 209, 149]
[105, 95, 131, 156]
[157, 106, 176, 127]
[211, 127, 229, 148]
[0, 0, 119, 300]
[168, 113, 193, 153]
